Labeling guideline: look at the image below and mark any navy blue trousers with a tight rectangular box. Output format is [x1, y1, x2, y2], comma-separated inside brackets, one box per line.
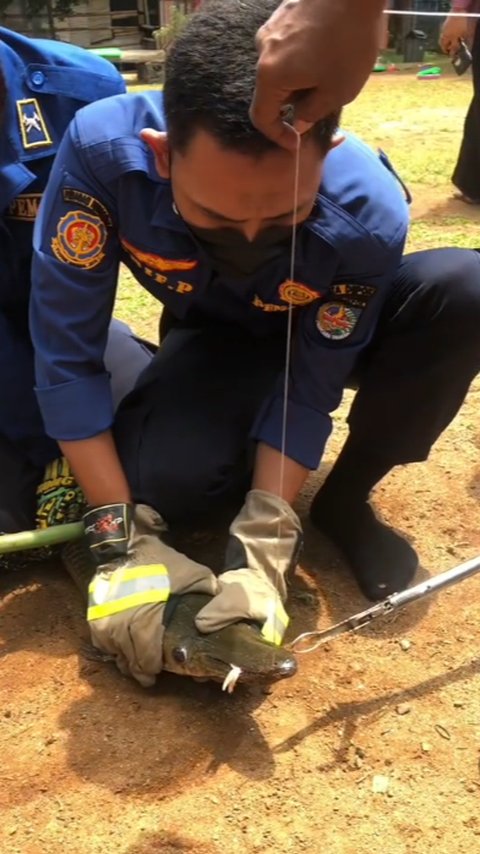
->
[0, 320, 153, 533]
[114, 248, 480, 524]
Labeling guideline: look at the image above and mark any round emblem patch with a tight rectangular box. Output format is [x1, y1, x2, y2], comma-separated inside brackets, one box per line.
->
[51, 210, 107, 269]
[316, 302, 360, 340]
[279, 280, 319, 306]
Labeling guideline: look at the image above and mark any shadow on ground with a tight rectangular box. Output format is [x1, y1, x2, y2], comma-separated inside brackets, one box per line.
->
[411, 194, 480, 224]
[0, 563, 278, 799]
[125, 831, 221, 854]
[273, 655, 480, 770]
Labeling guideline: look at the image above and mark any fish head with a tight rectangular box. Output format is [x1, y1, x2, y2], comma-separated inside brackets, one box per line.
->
[164, 594, 297, 687]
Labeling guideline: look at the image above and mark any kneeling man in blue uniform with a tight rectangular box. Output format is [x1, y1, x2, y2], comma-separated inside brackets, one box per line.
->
[0, 27, 152, 540]
[31, 0, 480, 686]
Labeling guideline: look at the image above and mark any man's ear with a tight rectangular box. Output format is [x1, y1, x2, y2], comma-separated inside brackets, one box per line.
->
[329, 133, 345, 152]
[140, 128, 170, 178]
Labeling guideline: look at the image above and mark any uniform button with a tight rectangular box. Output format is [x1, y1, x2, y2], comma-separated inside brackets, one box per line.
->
[31, 70, 45, 87]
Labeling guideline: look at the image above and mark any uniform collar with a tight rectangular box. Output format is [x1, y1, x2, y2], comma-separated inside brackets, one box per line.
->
[150, 178, 196, 236]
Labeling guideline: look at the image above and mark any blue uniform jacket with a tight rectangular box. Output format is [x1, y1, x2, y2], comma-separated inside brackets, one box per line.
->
[0, 27, 125, 465]
[31, 91, 409, 469]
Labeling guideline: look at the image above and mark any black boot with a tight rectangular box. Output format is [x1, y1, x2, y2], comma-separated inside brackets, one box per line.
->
[310, 441, 418, 600]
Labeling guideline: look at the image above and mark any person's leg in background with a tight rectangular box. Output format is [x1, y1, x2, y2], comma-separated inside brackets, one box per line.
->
[0, 434, 42, 535]
[15, 319, 155, 537]
[376, 1, 391, 64]
[311, 248, 480, 600]
[104, 318, 155, 409]
[452, 21, 480, 202]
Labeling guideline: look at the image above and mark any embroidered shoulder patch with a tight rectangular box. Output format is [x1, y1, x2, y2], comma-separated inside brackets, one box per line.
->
[331, 283, 377, 310]
[279, 280, 320, 306]
[63, 188, 113, 228]
[316, 302, 361, 340]
[16, 99, 52, 150]
[51, 211, 107, 270]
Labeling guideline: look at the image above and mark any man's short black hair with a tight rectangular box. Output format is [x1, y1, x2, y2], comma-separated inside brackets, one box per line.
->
[163, 0, 340, 156]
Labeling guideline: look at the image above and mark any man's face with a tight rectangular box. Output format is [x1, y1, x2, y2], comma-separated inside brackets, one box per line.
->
[168, 129, 325, 241]
[143, 127, 337, 276]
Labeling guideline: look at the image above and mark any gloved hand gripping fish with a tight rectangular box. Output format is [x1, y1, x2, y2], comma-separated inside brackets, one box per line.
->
[62, 538, 297, 693]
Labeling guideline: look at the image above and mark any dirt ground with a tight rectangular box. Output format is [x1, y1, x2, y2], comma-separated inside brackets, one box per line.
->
[2, 374, 480, 854]
[3, 72, 480, 852]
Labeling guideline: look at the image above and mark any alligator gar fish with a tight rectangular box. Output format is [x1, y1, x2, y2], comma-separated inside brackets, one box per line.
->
[61, 540, 297, 691]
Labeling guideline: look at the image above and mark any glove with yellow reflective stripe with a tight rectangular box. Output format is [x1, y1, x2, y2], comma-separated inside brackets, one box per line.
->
[85, 503, 218, 687]
[194, 490, 302, 644]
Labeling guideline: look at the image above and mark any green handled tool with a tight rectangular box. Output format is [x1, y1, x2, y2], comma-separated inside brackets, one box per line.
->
[0, 522, 84, 554]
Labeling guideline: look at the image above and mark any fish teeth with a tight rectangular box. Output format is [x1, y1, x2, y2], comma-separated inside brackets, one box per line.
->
[222, 665, 242, 694]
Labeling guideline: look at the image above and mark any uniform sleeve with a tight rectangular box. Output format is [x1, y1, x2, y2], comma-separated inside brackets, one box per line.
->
[251, 234, 406, 469]
[30, 117, 120, 442]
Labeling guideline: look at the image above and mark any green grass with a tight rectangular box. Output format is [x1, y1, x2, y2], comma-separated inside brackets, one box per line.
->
[344, 73, 470, 187]
[114, 73, 479, 338]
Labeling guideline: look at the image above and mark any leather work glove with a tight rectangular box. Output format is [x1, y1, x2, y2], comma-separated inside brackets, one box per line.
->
[195, 490, 302, 645]
[85, 503, 218, 687]
[36, 457, 86, 528]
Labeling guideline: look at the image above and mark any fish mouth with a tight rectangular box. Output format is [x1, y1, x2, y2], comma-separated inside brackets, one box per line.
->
[170, 645, 297, 686]
[207, 653, 298, 685]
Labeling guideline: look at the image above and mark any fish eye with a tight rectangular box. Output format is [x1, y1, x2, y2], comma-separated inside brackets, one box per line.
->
[172, 646, 188, 664]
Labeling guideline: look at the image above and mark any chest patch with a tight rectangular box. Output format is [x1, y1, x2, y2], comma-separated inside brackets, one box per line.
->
[121, 238, 198, 274]
[6, 193, 42, 221]
[279, 280, 321, 306]
[316, 302, 361, 340]
[331, 283, 377, 310]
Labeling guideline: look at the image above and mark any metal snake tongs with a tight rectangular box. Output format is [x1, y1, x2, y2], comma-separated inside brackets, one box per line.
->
[287, 553, 480, 655]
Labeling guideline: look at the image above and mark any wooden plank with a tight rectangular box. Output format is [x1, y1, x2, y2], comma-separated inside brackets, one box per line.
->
[120, 48, 165, 62]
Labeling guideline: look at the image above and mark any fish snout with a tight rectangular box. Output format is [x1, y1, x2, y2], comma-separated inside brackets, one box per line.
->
[274, 655, 298, 681]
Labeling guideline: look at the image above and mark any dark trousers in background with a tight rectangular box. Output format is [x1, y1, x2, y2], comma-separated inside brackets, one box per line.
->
[0, 320, 153, 534]
[115, 248, 480, 525]
[452, 22, 480, 199]
[0, 437, 42, 534]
